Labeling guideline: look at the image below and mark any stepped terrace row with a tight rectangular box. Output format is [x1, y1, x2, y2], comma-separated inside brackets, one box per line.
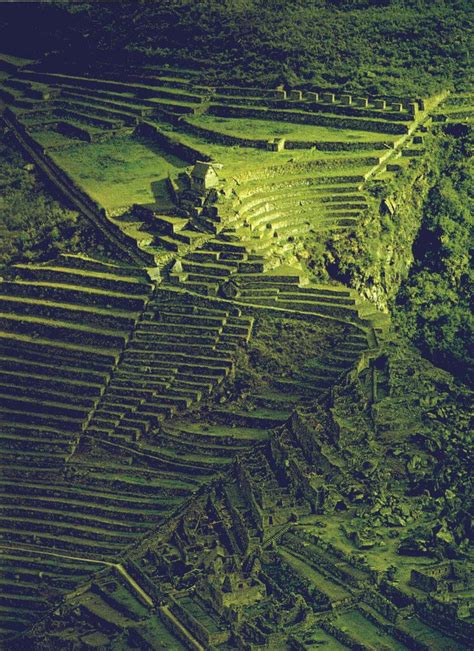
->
[0, 548, 103, 640]
[1, 64, 425, 161]
[0, 437, 183, 637]
[0, 62, 431, 275]
[0, 254, 152, 468]
[0, 459, 187, 639]
[162, 231, 388, 340]
[10, 66, 423, 137]
[0, 254, 156, 639]
[85, 288, 253, 446]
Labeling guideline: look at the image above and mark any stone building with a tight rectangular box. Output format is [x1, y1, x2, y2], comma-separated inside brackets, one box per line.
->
[410, 561, 471, 593]
[190, 161, 222, 194]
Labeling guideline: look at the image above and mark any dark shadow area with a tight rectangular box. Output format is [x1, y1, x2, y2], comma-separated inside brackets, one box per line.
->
[132, 134, 189, 170]
[150, 178, 174, 206]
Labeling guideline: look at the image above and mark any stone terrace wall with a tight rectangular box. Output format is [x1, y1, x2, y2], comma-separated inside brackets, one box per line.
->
[2, 108, 149, 265]
[285, 139, 393, 151]
[181, 117, 393, 152]
[209, 105, 410, 135]
[135, 121, 212, 163]
[180, 118, 268, 150]
[232, 155, 380, 183]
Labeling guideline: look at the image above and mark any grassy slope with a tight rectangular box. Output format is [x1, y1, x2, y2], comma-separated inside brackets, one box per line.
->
[188, 114, 400, 142]
[51, 135, 188, 213]
[0, 132, 122, 266]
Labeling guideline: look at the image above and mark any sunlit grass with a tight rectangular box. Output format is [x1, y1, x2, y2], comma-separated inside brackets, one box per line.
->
[188, 114, 399, 142]
[52, 135, 188, 213]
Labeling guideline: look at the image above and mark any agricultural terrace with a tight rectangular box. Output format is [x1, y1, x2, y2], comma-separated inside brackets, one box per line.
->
[50, 136, 188, 215]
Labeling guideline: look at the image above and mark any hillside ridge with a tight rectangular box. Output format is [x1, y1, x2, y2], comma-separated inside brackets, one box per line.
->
[0, 51, 471, 649]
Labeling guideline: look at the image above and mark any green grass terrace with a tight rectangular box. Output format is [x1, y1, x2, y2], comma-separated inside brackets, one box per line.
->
[49, 135, 189, 215]
[187, 113, 401, 145]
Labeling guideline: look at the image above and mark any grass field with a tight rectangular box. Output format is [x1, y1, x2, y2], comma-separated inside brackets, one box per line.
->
[400, 617, 466, 651]
[149, 119, 385, 181]
[51, 135, 188, 214]
[32, 129, 84, 149]
[335, 610, 409, 650]
[150, 119, 301, 169]
[188, 114, 399, 143]
[299, 627, 347, 650]
[278, 547, 350, 602]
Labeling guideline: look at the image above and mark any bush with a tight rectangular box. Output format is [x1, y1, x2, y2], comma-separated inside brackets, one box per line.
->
[394, 127, 473, 384]
[0, 1, 471, 95]
[0, 131, 117, 267]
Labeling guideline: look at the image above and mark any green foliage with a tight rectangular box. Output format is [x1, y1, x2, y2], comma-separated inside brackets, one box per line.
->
[0, 132, 117, 267]
[307, 126, 471, 384]
[0, 1, 472, 95]
[306, 141, 439, 296]
[394, 128, 473, 383]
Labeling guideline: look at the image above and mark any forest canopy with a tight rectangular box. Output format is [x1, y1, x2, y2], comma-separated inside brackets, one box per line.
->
[0, 0, 472, 95]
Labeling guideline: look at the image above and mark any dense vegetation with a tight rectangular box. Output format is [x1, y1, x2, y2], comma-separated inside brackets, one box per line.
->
[0, 1, 472, 95]
[0, 1, 471, 377]
[306, 124, 472, 386]
[394, 125, 473, 384]
[0, 132, 116, 267]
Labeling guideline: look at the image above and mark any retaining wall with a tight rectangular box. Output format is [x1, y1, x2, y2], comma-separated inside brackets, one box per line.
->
[209, 104, 409, 134]
[135, 121, 211, 163]
[182, 117, 391, 151]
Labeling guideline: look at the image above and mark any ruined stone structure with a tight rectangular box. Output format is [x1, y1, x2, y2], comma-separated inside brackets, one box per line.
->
[0, 54, 470, 649]
[190, 161, 221, 194]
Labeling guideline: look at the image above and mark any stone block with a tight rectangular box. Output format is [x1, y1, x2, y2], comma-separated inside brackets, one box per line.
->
[289, 90, 303, 101]
[373, 99, 386, 110]
[266, 138, 286, 152]
[339, 94, 352, 105]
[275, 138, 285, 151]
[320, 92, 336, 103]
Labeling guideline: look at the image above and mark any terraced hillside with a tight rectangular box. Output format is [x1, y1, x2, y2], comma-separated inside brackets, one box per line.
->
[0, 55, 469, 649]
[14, 344, 473, 650]
[433, 92, 474, 124]
[0, 253, 152, 465]
[0, 253, 155, 638]
[0, 59, 438, 264]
